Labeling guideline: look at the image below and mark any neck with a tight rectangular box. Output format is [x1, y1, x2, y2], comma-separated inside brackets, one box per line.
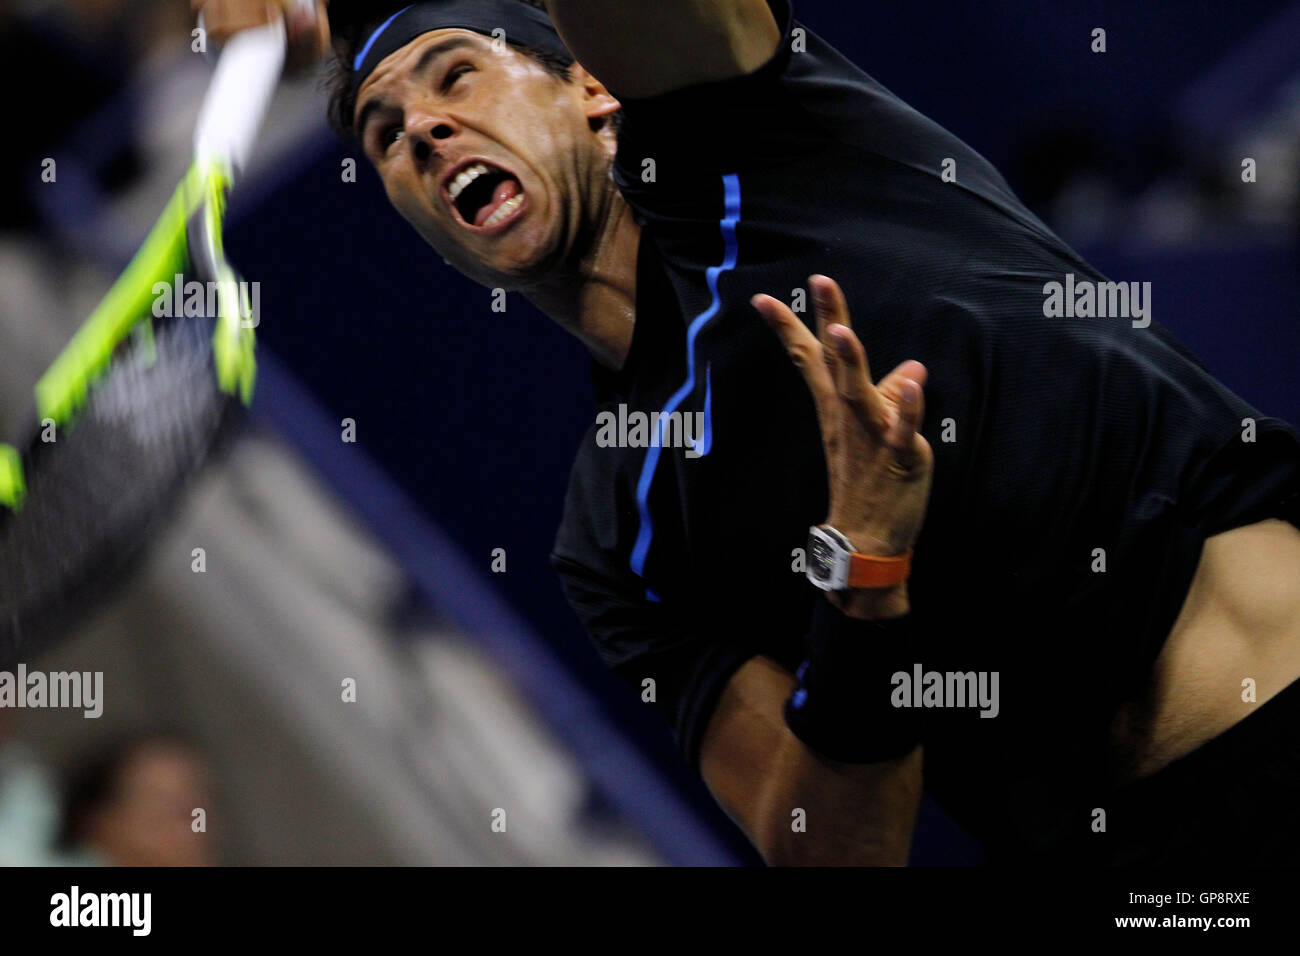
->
[522, 185, 639, 371]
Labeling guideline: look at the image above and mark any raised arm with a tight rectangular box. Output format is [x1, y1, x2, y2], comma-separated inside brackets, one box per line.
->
[543, 0, 782, 98]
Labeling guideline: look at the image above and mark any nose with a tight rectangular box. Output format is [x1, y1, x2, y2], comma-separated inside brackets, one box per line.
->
[404, 108, 457, 169]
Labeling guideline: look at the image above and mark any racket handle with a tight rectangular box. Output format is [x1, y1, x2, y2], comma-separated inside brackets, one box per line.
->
[193, 18, 287, 181]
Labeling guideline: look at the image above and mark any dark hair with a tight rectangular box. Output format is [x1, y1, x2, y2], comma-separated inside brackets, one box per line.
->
[325, 0, 584, 144]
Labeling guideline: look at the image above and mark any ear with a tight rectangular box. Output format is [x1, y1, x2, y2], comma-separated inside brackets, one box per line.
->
[570, 61, 622, 123]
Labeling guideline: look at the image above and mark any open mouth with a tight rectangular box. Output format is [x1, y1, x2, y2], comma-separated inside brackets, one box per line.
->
[445, 160, 525, 230]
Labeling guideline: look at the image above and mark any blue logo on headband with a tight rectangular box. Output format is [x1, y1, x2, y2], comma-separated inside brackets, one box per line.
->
[354, 5, 414, 71]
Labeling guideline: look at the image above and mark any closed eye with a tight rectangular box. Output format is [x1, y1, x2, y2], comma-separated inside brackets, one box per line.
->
[442, 62, 474, 91]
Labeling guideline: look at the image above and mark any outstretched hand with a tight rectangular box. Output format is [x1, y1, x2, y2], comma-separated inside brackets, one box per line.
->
[752, 275, 933, 616]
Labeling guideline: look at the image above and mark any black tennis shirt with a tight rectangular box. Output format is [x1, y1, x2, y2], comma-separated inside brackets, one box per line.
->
[549, 0, 1300, 857]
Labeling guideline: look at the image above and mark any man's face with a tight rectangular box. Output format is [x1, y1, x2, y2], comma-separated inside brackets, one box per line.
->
[86, 743, 217, 867]
[354, 29, 618, 290]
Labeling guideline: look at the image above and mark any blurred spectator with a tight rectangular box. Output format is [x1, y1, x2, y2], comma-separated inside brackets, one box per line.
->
[59, 734, 218, 866]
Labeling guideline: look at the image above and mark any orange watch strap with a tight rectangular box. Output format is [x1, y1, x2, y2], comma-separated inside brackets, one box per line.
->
[846, 548, 912, 589]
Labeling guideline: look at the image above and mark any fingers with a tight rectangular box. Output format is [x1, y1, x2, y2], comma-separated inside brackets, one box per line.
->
[273, 0, 330, 66]
[196, 0, 278, 35]
[876, 359, 927, 411]
[810, 274, 851, 334]
[751, 294, 837, 418]
[889, 378, 926, 468]
[810, 272, 867, 364]
[808, 274, 842, 379]
[758, 278, 929, 458]
[810, 274, 894, 436]
[195, 0, 329, 65]
[809, 274, 840, 372]
[286, 1, 331, 68]
[878, 360, 927, 448]
[826, 323, 892, 436]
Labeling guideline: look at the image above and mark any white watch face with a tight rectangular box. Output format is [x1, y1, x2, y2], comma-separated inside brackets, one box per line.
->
[806, 526, 850, 591]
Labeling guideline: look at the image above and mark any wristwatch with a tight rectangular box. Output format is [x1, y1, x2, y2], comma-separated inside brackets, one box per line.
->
[805, 525, 912, 591]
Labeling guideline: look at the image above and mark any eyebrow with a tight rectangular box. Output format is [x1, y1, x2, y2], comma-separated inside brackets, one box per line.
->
[354, 36, 479, 142]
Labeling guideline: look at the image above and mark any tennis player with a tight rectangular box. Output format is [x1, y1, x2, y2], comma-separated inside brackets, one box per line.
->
[199, 0, 1300, 865]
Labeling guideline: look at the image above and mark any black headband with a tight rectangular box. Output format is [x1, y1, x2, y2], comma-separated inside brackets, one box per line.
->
[350, 1, 573, 96]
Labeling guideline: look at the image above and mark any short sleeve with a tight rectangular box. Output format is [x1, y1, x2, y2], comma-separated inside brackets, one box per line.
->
[551, 552, 756, 770]
[610, 0, 822, 204]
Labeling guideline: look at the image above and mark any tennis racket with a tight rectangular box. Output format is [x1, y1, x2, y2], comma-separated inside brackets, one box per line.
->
[0, 16, 290, 665]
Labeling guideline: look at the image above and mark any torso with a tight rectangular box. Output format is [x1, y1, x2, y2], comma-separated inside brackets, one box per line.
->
[1110, 517, 1300, 781]
[554, 0, 1300, 845]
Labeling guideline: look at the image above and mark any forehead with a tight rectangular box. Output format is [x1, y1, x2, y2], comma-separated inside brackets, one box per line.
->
[355, 28, 488, 113]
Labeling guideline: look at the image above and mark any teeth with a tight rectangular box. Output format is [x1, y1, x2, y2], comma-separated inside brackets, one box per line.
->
[483, 193, 523, 227]
[448, 163, 490, 201]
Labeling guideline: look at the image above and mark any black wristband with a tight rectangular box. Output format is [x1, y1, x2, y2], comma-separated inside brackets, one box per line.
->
[783, 596, 923, 763]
